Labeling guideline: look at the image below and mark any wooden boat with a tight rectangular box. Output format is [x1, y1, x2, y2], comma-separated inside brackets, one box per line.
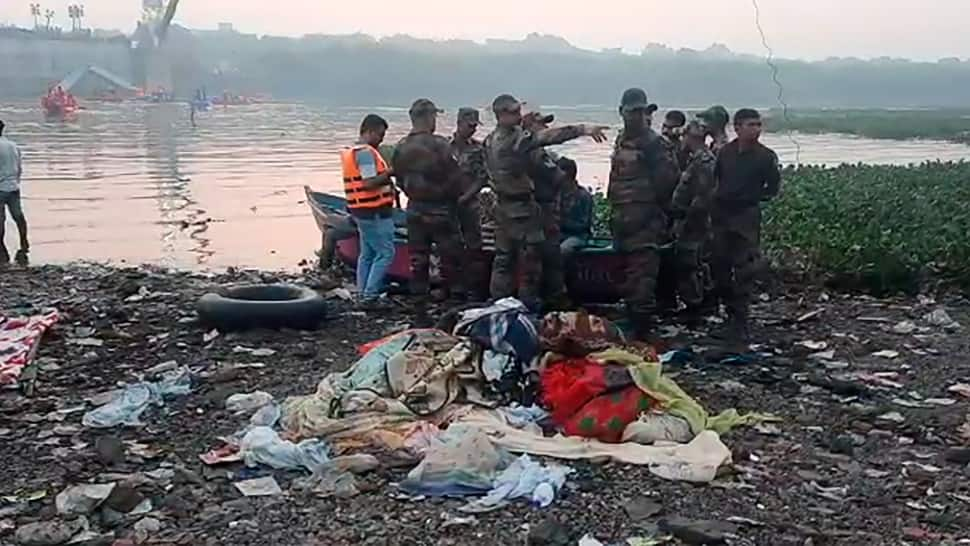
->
[304, 186, 627, 303]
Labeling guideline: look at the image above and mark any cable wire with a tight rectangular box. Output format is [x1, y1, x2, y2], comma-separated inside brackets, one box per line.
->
[751, 0, 802, 165]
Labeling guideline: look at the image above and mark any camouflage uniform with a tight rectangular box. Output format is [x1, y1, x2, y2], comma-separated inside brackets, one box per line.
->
[392, 100, 463, 304]
[711, 138, 782, 330]
[671, 127, 717, 309]
[524, 113, 569, 306]
[484, 96, 588, 309]
[608, 89, 680, 327]
[450, 108, 489, 298]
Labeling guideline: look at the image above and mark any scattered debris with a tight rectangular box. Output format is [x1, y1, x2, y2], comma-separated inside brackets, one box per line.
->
[872, 350, 900, 359]
[55, 483, 115, 516]
[234, 476, 283, 497]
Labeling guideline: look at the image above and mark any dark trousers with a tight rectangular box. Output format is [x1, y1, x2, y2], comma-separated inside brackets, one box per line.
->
[407, 212, 461, 299]
[711, 206, 762, 318]
[0, 190, 29, 258]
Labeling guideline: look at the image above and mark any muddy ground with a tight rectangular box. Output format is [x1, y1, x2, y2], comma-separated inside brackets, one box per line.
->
[2, 263, 970, 546]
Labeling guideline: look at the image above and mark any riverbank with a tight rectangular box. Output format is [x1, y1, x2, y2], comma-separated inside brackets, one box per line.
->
[3, 263, 970, 545]
[767, 108, 970, 144]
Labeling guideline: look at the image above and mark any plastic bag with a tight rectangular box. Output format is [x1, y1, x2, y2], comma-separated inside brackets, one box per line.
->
[238, 426, 330, 472]
[82, 368, 193, 428]
[225, 391, 274, 414]
[460, 454, 572, 513]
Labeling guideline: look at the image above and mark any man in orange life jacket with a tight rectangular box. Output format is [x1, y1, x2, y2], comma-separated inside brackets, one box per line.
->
[392, 98, 464, 318]
[341, 114, 397, 305]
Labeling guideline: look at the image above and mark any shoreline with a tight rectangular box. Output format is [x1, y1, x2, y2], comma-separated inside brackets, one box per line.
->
[3, 262, 970, 543]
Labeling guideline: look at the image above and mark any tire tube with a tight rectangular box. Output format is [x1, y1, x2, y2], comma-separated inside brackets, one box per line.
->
[196, 284, 328, 331]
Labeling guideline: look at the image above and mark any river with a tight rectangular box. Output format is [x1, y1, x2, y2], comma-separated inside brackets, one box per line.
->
[2, 101, 968, 270]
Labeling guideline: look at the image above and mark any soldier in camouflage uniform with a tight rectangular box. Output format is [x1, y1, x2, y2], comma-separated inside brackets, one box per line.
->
[608, 88, 680, 337]
[392, 99, 464, 318]
[484, 94, 608, 310]
[522, 111, 570, 308]
[697, 106, 731, 155]
[670, 121, 717, 325]
[450, 107, 489, 300]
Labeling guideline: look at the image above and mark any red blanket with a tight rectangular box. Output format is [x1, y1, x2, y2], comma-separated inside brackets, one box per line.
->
[0, 310, 60, 386]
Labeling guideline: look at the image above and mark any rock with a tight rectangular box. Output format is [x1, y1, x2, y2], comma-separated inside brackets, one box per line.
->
[829, 434, 855, 456]
[624, 497, 663, 521]
[173, 466, 206, 487]
[56, 484, 116, 516]
[944, 448, 970, 465]
[15, 517, 88, 545]
[95, 436, 126, 466]
[132, 517, 162, 543]
[103, 483, 145, 514]
[527, 519, 572, 546]
[658, 518, 736, 545]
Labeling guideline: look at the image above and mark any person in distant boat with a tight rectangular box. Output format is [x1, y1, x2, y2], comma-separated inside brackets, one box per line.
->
[556, 157, 592, 260]
[484, 93, 607, 311]
[450, 107, 489, 301]
[0, 120, 28, 267]
[392, 99, 464, 320]
[710, 108, 782, 343]
[341, 114, 397, 307]
[697, 105, 731, 155]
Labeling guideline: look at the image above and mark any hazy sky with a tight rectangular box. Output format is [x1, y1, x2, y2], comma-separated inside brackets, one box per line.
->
[2, 0, 968, 61]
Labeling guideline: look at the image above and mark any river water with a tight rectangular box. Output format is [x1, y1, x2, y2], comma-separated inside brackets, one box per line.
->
[2, 101, 968, 270]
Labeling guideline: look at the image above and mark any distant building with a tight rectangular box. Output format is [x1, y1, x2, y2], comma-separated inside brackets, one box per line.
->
[217, 23, 234, 33]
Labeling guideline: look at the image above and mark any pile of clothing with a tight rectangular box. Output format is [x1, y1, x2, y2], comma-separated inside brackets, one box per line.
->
[213, 299, 768, 510]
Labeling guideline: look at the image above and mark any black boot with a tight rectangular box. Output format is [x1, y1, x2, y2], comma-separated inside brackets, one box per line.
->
[14, 249, 28, 267]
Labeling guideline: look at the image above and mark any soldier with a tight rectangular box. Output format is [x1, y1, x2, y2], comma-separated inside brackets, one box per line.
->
[522, 110, 569, 308]
[450, 107, 489, 301]
[608, 88, 680, 338]
[661, 110, 690, 170]
[711, 108, 781, 343]
[392, 98, 464, 320]
[484, 94, 607, 311]
[696, 106, 731, 155]
[670, 120, 717, 326]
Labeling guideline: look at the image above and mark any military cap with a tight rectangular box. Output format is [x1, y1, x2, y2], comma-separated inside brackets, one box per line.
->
[696, 105, 730, 128]
[492, 94, 523, 114]
[619, 88, 659, 114]
[409, 98, 443, 116]
[457, 107, 481, 124]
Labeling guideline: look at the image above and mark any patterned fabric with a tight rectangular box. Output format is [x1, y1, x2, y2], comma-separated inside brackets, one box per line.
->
[0, 309, 59, 386]
[539, 310, 625, 357]
[540, 358, 655, 443]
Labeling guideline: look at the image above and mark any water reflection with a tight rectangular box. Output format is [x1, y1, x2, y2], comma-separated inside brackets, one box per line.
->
[2, 101, 967, 270]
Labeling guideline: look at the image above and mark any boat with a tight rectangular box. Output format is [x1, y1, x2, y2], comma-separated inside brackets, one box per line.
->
[303, 187, 628, 303]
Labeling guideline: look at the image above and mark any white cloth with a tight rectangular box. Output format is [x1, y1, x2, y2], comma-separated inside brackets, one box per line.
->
[0, 137, 22, 193]
[453, 407, 732, 483]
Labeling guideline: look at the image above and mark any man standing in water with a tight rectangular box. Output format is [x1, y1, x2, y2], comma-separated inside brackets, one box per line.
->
[711, 109, 781, 343]
[0, 120, 28, 267]
[393, 99, 464, 320]
[341, 114, 396, 307]
[484, 94, 608, 310]
[450, 107, 489, 301]
[608, 89, 680, 338]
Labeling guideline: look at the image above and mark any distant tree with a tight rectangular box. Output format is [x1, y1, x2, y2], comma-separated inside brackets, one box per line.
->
[29, 3, 41, 29]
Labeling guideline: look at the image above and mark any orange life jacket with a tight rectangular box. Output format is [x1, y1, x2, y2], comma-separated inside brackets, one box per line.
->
[340, 145, 394, 210]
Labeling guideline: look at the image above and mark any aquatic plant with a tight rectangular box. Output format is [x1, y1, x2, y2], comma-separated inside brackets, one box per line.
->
[593, 162, 970, 293]
[767, 109, 970, 143]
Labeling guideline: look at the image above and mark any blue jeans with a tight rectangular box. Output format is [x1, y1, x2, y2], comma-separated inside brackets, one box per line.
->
[355, 215, 396, 299]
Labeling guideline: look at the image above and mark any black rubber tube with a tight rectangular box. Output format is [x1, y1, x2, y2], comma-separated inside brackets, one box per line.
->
[196, 284, 328, 331]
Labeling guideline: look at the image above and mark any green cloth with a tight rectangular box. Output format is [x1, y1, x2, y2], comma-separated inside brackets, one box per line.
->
[590, 348, 775, 435]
